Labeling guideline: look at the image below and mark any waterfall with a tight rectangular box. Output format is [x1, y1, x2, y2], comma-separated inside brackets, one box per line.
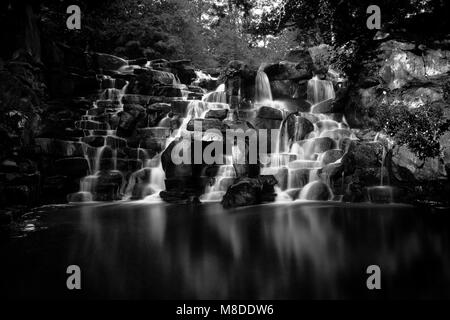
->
[367, 133, 395, 203]
[202, 84, 227, 103]
[200, 163, 236, 202]
[149, 163, 165, 192]
[66, 56, 368, 204]
[255, 70, 273, 104]
[307, 75, 335, 105]
[194, 70, 217, 82]
[255, 71, 354, 202]
[69, 79, 129, 202]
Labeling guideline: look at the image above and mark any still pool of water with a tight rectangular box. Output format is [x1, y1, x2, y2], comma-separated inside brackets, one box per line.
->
[1, 202, 449, 299]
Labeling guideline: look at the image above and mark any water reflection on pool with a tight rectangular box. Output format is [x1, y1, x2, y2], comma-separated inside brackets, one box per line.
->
[1, 202, 450, 299]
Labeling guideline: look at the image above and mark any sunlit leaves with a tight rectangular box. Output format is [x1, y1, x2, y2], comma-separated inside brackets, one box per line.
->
[374, 103, 450, 160]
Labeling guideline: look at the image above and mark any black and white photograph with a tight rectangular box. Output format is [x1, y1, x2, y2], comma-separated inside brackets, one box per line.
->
[1, 0, 450, 307]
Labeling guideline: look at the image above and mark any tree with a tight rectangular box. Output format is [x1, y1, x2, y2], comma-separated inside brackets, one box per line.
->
[248, 0, 450, 46]
[374, 103, 450, 160]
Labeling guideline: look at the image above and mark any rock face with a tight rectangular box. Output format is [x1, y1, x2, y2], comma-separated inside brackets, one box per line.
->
[378, 41, 450, 90]
[338, 38, 450, 204]
[345, 39, 450, 128]
[263, 48, 314, 81]
[299, 181, 333, 201]
[221, 176, 278, 208]
[168, 60, 197, 84]
[2, 31, 450, 211]
[391, 145, 447, 182]
[219, 60, 256, 107]
[205, 109, 229, 120]
[160, 137, 222, 203]
[285, 114, 314, 141]
[0, 41, 234, 210]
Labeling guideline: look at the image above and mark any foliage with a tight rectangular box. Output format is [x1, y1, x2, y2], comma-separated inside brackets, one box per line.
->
[329, 40, 361, 76]
[374, 103, 450, 160]
[35, 0, 294, 69]
[249, 0, 450, 46]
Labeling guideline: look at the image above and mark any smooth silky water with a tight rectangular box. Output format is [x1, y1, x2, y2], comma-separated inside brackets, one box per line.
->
[3, 67, 449, 299]
[1, 201, 450, 299]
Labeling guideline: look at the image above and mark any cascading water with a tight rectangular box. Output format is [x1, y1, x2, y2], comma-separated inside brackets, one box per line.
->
[193, 70, 217, 85]
[367, 133, 395, 203]
[256, 70, 358, 202]
[202, 83, 227, 104]
[134, 94, 231, 202]
[255, 67, 273, 104]
[68, 77, 130, 202]
[179, 84, 233, 202]
[307, 75, 336, 105]
[200, 160, 236, 202]
[67, 59, 363, 204]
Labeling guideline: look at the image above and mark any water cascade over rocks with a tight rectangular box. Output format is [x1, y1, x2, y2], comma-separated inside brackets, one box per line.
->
[66, 57, 215, 202]
[257, 74, 356, 201]
[255, 67, 273, 104]
[202, 83, 227, 104]
[366, 133, 395, 203]
[7, 37, 447, 209]
[60, 55, 392, 205]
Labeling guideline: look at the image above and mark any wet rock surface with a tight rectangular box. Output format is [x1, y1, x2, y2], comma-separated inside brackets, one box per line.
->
[1, 35, 450, 218]
[221, 176, 277, 208]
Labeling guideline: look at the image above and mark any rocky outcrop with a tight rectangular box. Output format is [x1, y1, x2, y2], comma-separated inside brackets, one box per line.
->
[344, 39, 450, 128]
[160, 137, 222, 203]
[221, 175, 277, 208]
[391, 145, 447, 182]
[263, 48, 314, 81]
[337, 38, 450, 204]
[284, 114, 314, 141]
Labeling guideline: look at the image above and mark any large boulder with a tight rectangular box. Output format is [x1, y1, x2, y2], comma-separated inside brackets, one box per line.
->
[391, 145, 447, 182]
[256, 106, 283, 120]
[253, 107, 284, 153]
[263, 60, 313, 81]
[221, 176, 277, 208]
[320, 149, 344, 165]
[270, 80, 308, 100]
[168, 60, 197, 84]
[205, 109, 229, 121]
[285, 114, 314, 141]
[299, 181, 333, 201]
